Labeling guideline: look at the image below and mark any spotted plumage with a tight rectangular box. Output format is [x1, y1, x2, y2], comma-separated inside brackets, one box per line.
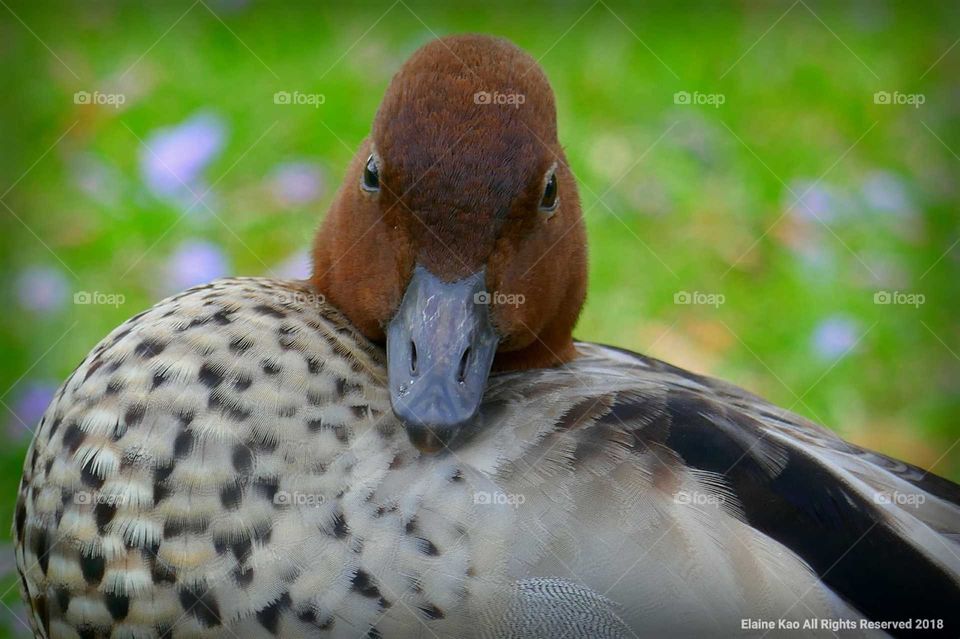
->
[16, 278, 960, 637]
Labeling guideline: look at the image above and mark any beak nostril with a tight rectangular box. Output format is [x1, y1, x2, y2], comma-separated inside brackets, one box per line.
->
[386, 267, 499, 439]
[457, 347, 471, 384]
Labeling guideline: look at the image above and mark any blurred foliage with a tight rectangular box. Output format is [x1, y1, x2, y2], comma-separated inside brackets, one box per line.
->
[0, 1, 959, 633]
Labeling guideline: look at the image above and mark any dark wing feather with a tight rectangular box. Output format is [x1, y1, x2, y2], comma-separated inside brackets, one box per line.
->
[579, 344, 960, 637]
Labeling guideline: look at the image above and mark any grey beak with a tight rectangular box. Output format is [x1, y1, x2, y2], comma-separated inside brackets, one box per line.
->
[386, 266, 499, 452]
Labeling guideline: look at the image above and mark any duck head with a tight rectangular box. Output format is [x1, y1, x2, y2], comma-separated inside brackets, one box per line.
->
[311, 35, 587, 452]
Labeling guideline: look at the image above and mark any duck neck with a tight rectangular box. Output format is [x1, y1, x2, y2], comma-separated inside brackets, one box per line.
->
[310, 189, 406, 343]
[492, 265, 586, 372]
[492, 335, 579, 372]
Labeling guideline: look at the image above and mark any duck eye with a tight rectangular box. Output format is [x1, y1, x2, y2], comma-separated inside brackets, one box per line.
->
[362, 154, 380, 192]
[540, 171, 558, 212]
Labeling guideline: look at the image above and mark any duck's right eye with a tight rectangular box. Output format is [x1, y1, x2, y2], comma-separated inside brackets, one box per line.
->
[362, 155, 380, 192]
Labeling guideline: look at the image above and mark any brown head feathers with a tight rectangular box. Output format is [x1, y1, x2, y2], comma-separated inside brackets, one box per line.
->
[311, 34, 587, 371]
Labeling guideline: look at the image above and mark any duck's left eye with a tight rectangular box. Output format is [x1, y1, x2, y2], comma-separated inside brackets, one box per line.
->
[362, 154, 380, 192]
[540, 171, 558, 213]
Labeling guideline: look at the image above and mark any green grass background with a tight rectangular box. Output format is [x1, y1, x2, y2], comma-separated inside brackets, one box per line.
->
[0, 1, 958, 634]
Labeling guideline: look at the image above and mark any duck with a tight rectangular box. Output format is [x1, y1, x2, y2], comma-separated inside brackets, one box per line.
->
[14, 34, 960, 639]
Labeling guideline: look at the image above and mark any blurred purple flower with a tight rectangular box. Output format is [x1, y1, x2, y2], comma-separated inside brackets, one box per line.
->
[165, 240, 229, 293]
[7, 382, 55, 441]
[0, 543, 15, 577]
[0, 542, 31, 637]
[862, 171, 913, 217]
[785, 180, 837, 222]
[140, 112, 226, 208]
[270, 161, 326, 206]
[811, 316, 860, 360]
[15, 266, 69, 313]
[72, 154, 121, 207]
[0, 597, 32, 639]
[274, 250, 311, 280]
